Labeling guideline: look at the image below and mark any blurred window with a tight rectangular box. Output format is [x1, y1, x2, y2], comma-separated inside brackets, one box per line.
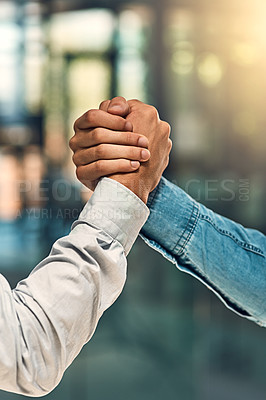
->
[49, 10, 115, 53]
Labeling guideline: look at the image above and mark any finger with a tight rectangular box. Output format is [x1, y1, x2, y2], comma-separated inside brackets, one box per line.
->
[70, 129, 149, 151]
[73, 144, 151, 166]
[127, 99, 144, 110]
[107, 96, 130, 117]
[74, 109, 132, 132]
[127, 100, 159, 117]
[76, 159, 140, 183]
[99, 100, 111, 112]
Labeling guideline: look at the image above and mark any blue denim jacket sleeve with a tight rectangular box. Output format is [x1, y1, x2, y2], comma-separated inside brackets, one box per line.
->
[140, 177, 266, 327]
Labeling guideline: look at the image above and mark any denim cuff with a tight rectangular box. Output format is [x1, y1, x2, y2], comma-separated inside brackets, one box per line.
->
[142, 177, 200, 255]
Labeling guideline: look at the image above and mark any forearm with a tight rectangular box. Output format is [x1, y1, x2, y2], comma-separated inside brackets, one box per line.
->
[0, 178, 149, 397]
[141, 177, 266, 325]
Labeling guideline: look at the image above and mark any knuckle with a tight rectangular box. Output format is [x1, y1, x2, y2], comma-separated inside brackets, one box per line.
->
[94, 144, 104, 159]
[99, 100, 109, 110]
[126, 132, 134, 144]
[85, 109, 97, 123]
[168, 139, 173, 151]
[129, 99, 142, 106]
[164, 122, 171, 136]
[69, 136, 76, 151]
[73, 118, 80, 132]
[95, 160, 104, 173]
[148, 105, 158, 118]
[76, 166, 83, 181]
[72, 152, 78, 166]
[161, 121, 171, 137]
[91, 128, 101, 142]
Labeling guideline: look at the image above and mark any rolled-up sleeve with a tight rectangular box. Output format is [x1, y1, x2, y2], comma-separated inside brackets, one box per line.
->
[0, 178, 149, 397]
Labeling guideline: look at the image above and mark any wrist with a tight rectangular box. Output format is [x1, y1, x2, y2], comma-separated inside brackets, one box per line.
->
[109, 173, 150, 204]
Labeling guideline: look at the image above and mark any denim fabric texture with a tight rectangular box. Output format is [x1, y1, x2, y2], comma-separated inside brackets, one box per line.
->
[141, 177, 266, 327]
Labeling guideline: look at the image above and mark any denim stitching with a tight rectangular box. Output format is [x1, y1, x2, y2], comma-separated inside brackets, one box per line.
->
[200, 215, 265, 257]
[173, 202, 200, 256]
[147, 180, 163, 209]
[180, 203, 200, 252]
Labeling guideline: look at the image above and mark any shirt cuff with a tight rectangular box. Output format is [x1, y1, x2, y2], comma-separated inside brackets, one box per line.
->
[142, 177, 200, 255]
[73, 178, 149, 255]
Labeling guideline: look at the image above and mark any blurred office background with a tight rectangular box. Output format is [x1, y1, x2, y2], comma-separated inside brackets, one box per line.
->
[0, 0, 265, 399]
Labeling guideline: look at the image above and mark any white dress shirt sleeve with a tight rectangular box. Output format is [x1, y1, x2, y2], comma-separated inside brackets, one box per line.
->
[0, 178, 149, 397]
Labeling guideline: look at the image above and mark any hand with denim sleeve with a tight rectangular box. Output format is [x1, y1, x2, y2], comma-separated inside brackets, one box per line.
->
[71, 97, 266, 327]
[93, 98, 266, 325]
[98, 99, 266, 326]
[141, 177, 266, 326]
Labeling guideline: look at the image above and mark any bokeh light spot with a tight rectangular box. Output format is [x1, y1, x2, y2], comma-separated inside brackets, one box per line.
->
[197, 52, 224, 87]
[171, 41, 194, 75]
[232, 42, 261, 66]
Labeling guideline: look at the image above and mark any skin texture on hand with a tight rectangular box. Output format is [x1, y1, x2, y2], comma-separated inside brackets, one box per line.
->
[70, 108, 150, 191]
[70, 97, 172, 204]
[100, 98, 172, 204]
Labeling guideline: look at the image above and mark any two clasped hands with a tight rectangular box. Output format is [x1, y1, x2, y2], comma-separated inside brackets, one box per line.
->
[70, 97, 172, 203]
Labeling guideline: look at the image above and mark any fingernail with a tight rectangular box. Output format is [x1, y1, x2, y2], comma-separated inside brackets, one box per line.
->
[125, 121, 133, 131]
[138, 136, 148, 147]
[131, 161, 140, 169]
[108, 105, 123, 111]
[141, 149, 150, 160]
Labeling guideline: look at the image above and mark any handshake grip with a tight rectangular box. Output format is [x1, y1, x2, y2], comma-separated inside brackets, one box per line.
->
[70, 97, 172, 204]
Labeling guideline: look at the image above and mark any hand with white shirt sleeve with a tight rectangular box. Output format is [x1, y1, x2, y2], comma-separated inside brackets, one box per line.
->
[0, 178, 149, 397]
[0, 102, 152, 396]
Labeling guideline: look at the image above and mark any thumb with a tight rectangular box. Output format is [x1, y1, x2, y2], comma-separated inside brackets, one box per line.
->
[107, 96, 130, 117]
